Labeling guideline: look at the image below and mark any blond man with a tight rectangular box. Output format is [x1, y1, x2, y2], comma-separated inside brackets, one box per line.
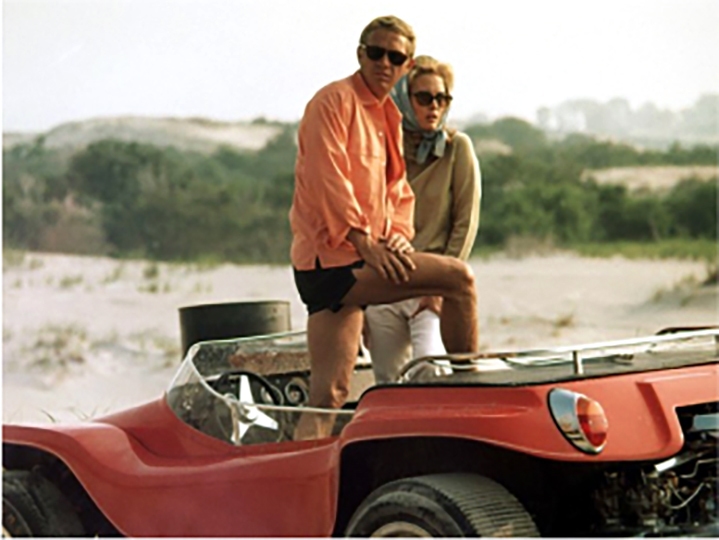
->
[290, 16, 478, 440]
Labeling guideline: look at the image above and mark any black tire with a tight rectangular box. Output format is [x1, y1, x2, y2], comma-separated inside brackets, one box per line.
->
[345, 473, 539, 537]
[2, 470, 85, 537]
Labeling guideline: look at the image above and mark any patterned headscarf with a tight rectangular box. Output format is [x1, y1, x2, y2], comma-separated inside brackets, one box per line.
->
[390, 74, 449, 165]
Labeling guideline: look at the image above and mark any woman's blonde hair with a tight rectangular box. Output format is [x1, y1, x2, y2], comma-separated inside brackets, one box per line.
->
[408, 55, 454, 94]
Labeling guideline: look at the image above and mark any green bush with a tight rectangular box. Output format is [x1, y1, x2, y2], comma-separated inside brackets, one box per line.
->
[3, 120, 717, 264]
[665, 178, 717, 238]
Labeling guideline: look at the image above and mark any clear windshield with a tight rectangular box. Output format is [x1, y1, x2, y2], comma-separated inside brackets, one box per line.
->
[166, 330, 354, 445]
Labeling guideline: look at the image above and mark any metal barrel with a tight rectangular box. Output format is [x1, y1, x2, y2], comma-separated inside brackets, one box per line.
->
[178, 300, 291, 357]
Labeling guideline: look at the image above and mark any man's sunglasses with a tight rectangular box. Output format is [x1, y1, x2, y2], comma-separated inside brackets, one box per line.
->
[360, 44, 409, 67]
[413, 91, 453, 108]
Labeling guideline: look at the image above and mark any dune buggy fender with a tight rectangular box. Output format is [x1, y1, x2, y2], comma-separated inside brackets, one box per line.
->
[3, 416, 338, 537]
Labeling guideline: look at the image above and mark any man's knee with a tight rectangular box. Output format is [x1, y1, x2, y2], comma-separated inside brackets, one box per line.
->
[448, 259, 476, 296]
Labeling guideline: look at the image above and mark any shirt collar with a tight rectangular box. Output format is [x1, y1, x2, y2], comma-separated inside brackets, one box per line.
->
[352, 71, 387, 107]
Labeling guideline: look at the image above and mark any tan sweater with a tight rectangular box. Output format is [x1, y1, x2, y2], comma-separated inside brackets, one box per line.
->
[404, 130, 481, 260]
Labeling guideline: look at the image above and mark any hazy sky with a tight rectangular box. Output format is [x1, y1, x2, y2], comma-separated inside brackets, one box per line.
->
[4, 0, 719, 132]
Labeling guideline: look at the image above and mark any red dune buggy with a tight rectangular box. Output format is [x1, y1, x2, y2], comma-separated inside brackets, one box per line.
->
[3, 326, 718, 536]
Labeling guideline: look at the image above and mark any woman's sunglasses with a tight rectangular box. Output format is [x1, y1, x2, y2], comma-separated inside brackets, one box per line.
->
[413, 91, 453, 108]
[360, 44, 409, 67]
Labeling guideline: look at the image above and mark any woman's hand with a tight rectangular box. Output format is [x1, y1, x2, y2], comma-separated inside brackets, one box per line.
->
[385, 233, 415, 255]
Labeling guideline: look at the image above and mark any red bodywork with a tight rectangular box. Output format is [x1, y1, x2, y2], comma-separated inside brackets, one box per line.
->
[3, 363, 717, 537]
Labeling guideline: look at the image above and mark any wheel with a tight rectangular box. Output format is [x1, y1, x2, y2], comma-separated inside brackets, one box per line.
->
[345, 473, 539, 537]
[2, 470, 85, 537]
[213, 370, 284, 405]
[213, 370, 286, 445]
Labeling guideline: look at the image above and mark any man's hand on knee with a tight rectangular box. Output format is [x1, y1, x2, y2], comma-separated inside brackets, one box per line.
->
[371, 245, 414, 284]
[348, 229, 416, 284]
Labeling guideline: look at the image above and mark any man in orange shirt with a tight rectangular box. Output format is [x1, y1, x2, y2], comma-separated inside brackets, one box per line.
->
[290, 15, 478, 439]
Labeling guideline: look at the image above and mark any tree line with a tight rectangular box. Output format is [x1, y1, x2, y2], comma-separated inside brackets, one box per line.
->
[3, 118, 716, 264]
[537, 93, 718, 148]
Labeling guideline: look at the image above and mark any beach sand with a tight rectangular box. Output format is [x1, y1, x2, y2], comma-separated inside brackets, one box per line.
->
[3, 251, 716, 423]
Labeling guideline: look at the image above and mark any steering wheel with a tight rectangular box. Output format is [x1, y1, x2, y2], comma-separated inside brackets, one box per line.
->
[212, 370, 285, 445]
[214, 370, 284, 405]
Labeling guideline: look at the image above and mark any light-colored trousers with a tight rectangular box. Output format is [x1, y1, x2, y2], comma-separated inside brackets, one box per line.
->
[364, 298, 446, 384]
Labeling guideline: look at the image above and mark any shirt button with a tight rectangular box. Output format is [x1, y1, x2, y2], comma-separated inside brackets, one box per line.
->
[378, 131, 384, 137]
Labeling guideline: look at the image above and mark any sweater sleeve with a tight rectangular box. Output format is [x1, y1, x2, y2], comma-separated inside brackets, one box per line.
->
[445, 132, 481, 260]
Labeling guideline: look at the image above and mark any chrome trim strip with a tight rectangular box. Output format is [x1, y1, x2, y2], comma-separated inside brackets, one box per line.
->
[399, 328, 718, 379]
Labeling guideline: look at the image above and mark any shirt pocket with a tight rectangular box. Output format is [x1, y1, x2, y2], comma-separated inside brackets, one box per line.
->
[347, 125, 383, 162]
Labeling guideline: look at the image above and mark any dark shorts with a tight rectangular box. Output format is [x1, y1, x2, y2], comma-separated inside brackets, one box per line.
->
[293, 258, 365, 315]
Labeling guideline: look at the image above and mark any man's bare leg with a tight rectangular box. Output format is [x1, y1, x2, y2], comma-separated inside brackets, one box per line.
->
[344, 252, 478, 353]
[294, 252, 477, 440]
[439, 286, 478, 353]
[293, 306, 364, 441]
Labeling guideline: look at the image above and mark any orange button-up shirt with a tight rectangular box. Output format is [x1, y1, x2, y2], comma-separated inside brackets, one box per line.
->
[289, 71, 415, 270]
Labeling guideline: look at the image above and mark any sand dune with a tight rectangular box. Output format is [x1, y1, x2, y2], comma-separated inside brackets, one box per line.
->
[3, 251, 716, 423]
[3, 116, 282, 153]
[582, 165, 718, 192]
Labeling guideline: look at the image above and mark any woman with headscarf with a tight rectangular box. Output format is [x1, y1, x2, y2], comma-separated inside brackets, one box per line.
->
[364, 55, 482, 383]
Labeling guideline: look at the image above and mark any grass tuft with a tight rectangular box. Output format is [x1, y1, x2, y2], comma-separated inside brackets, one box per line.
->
[143, 262, 160, 280]
[102, 263, 126, 284]
[24, 323, 88, 370]
[59, 275, 84, 289]
[3, 249, 26, 270]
